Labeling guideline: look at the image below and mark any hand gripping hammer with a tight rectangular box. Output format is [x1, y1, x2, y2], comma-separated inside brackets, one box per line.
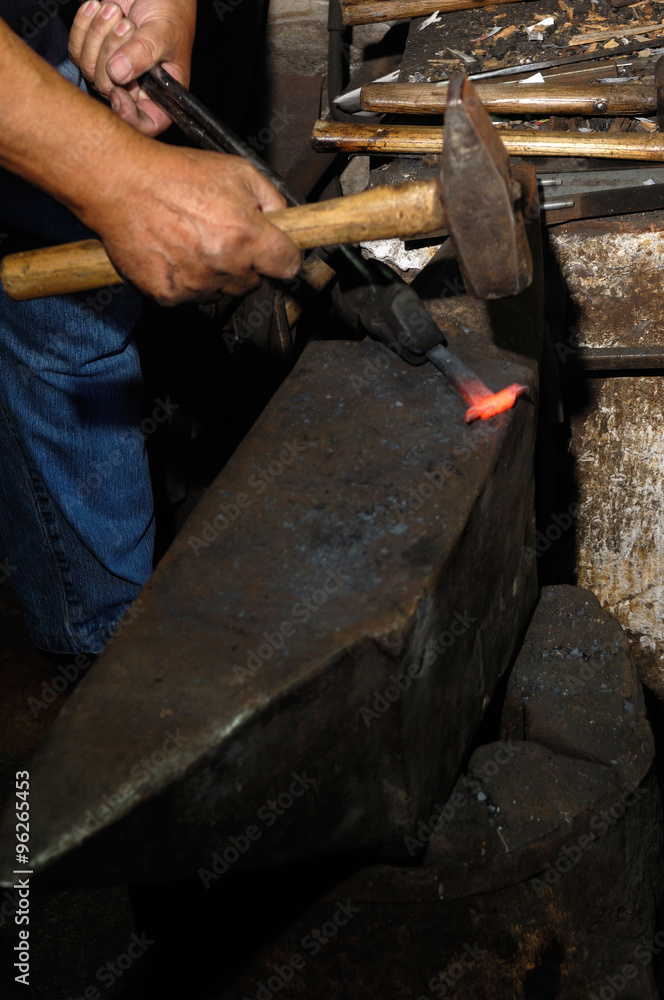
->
[0, 73, 533, 420]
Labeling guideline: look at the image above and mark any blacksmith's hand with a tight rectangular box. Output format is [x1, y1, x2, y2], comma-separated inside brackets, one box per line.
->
[68, 0, 195, 136]
[86, 145, 302, 303]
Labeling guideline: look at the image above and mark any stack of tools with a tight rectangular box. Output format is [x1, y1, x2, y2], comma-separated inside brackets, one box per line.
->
[321, 0, 664, 224]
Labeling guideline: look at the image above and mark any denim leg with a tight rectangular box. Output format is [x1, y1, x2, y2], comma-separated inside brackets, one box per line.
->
[0, 38, 154, 654]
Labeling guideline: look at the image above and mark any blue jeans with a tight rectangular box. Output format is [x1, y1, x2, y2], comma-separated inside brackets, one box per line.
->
[0, 21, 154, 654]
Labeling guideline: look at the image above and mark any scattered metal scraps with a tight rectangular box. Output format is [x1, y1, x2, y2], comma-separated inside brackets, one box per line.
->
[447, 47, 478, 63]
[419, 10, 442, 30]
[526, 16, 556, 41]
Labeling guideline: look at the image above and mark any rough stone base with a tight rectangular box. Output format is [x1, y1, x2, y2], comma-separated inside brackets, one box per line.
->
[205, 586, 663, 999]
[548, 213, 664, 702]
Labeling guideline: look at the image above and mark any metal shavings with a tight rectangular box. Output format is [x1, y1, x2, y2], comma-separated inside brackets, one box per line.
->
[447, 47, 477, 63]
[419, 10, 442, 30]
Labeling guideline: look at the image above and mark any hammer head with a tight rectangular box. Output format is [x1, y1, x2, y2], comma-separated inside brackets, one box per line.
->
[441, 74, 533, 299]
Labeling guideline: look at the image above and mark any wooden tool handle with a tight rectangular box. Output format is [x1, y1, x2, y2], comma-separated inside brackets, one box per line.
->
[1, 239, 124, 301]
[312, 120, 664, 159]
[0, 180, 445, 300]
[267, 178, 444, 247]
[498, 129, 664, 159]
[361, 82, 655, 117]
[340, 0, 518, 25]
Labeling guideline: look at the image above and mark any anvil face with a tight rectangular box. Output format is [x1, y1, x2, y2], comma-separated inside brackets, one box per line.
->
[0, 324, 537, 888]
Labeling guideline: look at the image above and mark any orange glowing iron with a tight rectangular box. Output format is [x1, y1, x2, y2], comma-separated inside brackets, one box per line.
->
[336, 71, 533, 422]
[424, 72, 530, 421]
[426, 344, 528, 423]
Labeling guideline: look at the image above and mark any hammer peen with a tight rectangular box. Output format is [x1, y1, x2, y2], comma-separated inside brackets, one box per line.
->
[0, 75, 532, 303]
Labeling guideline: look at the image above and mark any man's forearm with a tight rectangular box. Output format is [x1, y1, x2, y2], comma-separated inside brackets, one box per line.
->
[0, 17, 301, 304]
[0, 19, 148, 228]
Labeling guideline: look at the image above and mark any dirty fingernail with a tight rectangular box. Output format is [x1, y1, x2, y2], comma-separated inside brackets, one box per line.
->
[108, 53, 132, 83]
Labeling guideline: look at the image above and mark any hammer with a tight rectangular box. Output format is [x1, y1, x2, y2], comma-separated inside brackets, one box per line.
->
[0, 75, 531, 303]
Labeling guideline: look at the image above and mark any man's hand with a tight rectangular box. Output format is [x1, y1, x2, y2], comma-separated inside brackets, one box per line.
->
[68, 0, 196, 136]
[86, 144, 302, 303]
[0, 17, 300, 304]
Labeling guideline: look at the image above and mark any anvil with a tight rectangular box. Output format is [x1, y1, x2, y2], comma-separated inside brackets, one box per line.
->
[0, 320, 539, 887]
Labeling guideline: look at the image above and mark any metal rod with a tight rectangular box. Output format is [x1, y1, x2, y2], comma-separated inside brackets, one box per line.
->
[541, 198, 575, 210]
[426, 344, 528, 422]
[137, 68, 528, 421]
[141, 66, 371, 280]
[465, 37, 664, 83]
[142, 66, 307, 207]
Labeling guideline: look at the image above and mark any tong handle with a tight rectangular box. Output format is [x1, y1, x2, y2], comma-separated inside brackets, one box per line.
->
[1, 179, 446, 300]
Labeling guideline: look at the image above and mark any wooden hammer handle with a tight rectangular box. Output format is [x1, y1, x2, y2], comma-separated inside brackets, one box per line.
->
[312, 119, 664, 159]
[0, 179, 445, 300]
[340, 0, 518, 25]
[361, 82, 656, 117]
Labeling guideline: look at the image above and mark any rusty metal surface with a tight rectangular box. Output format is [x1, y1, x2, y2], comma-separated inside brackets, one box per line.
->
[0, 325, 537, 887]
[549, 211, 664, 348]
[441, 76, 533, 299]
[569, 377, 664, 700]
[548, 213, 664, 698]
[541, 175, 664, 228]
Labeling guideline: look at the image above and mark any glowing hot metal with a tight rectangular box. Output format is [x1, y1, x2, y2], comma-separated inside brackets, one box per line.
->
[426, 344, 529, 423]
